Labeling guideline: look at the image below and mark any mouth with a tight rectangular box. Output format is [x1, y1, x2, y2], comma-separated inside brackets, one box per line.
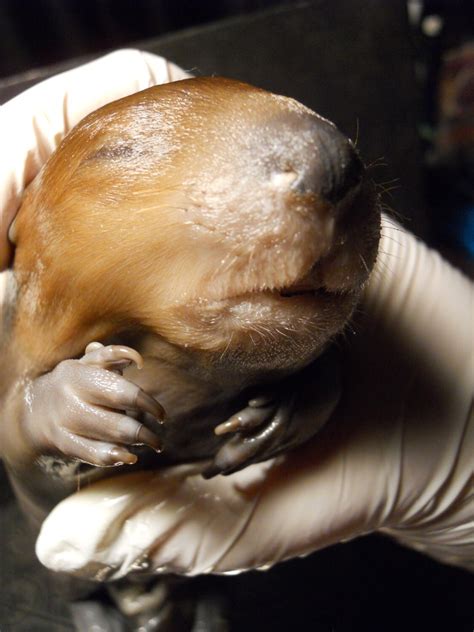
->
[278, 281, 329, 299]
[273, 258, 350, 300]
[164, 264, 359, 373]
[213, 253, 357, 308]
[221, 282, 353, 319]
[218, 280, 339, 306]
[205, 282, 356, 373]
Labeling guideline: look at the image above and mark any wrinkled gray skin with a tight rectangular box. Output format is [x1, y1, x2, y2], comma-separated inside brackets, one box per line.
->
[1, 78, 379, 627]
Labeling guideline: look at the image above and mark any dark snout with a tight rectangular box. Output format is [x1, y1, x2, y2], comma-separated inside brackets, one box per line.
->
[296, 115, 364, 206]
[274, 105, 379, 294]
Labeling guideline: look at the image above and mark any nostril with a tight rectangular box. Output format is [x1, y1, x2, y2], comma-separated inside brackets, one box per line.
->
[318, 124, 364, 205]
[300, 117, 365, 205]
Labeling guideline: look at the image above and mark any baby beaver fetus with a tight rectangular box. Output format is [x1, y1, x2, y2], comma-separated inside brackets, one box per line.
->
[1, 77, 380, 516]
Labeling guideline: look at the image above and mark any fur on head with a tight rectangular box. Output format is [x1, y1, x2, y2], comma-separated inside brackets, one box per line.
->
[12, 77, 379, 376]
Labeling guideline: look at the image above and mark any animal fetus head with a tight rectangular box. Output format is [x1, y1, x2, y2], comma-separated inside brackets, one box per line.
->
[13, 77, 379, 376]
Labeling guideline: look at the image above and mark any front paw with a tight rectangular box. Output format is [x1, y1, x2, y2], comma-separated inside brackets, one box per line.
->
[24, 343, 165, 467]
[202, 391, 296, 478]
[203, 349, 341, 478]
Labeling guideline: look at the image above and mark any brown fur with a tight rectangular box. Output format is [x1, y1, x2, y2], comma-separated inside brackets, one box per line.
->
[11, 78, 379, 382]
[0, 77, 381, 488]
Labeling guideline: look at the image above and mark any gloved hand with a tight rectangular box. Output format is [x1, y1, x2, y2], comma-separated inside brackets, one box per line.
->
[0, 49, 190, 473]
[1, 49, 472, 579]
[36, 215, 474, 578]
[0, 48, 190, 271]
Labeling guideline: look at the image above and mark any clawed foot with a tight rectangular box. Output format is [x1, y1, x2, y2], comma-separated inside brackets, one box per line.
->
[203, 348, 342, 479]
[25, 342, 165, 467]
[202, 391, 296, 478]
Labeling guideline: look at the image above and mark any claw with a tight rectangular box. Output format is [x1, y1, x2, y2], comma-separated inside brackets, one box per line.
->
[214, 405, 274, 436]
[85, 341, 105, 354]
[81, 343, 144, 370]
[136, 390, 166, 422]
[214, 417, 241, 436]
[206, 392, 296, 477]
[248, 395, 274, 408]
[109, 447, 138, 466]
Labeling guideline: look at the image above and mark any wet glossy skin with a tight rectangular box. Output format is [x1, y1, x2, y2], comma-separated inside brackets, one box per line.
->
[0, 78, 380, 516]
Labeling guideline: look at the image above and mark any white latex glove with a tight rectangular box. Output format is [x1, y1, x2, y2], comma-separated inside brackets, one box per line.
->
[36, 215, 474, 578]
[0, 50, 191, 477]
[0, 48, 191, 272]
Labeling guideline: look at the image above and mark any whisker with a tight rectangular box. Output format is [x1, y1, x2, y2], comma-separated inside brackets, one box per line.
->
[380, 208, 408, 225]
[274, 327, 291, 341]
[380, 233, 403, 247]
[353, 118, 360, 148]
[376, 177, 400, 187]
[366, 156, 387, 169]
[359, 253, 370, 274]
[380, 214, 402, 227]
[370, 264, 391, 283]
[219, 332, 234, 361]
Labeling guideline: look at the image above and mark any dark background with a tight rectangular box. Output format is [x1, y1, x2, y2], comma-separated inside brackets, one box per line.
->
[0, 1, 473, 631]
[0, 0, 293, 79]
